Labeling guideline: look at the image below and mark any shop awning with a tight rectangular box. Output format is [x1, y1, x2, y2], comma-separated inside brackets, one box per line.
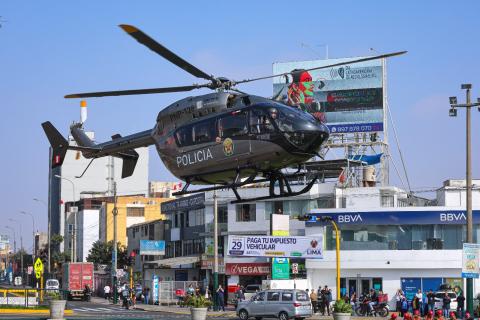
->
[152, 256, 200, 267]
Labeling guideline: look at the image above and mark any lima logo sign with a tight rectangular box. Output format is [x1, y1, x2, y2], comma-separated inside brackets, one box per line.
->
[440, 213, 466, 222]
[338, 214, 363, 223]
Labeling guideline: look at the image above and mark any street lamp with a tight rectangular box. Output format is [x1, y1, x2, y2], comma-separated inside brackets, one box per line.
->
[449, 84, 480, 315]
[5, 226, 16, 253]
[20, 211, 36, 258]
[54, 175, 77, 262]
[9, 218, 23, 285]
[33, 198, 51, 273]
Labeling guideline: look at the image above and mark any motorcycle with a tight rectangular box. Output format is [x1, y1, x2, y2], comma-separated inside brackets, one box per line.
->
[355, 297, 389, 317]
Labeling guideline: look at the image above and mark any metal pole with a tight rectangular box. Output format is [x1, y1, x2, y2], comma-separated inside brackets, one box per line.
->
[465, 86, 473, 315]
[113, 181, 118, 304]
[54, 175, 76, 262]
[213, 189, 219, 310]
[331, 221, 341, 300]
[33, 198, 50, 273]
[20, 212, 35, 258]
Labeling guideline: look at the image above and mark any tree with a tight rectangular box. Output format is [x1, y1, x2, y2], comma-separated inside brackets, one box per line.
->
[86, 240, 128, 268]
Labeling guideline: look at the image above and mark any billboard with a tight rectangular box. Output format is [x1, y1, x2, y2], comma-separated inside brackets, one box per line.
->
[273, 57, 384, 133]
[140, 240, 166, 256]
[227, 235, 323, 259]
[462, 243, 480, 278]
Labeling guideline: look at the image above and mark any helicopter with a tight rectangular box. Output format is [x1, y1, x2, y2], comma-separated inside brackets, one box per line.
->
[42, 24, 406, 203]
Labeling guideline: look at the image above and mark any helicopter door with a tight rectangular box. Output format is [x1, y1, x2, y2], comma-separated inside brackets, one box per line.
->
[216, 111, 251, 160]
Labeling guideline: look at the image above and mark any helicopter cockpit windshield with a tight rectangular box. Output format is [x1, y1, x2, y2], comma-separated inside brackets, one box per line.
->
[266, 104, 329, 151]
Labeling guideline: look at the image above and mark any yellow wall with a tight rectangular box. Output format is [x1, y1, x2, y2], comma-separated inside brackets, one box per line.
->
[102, 196, 170, 246]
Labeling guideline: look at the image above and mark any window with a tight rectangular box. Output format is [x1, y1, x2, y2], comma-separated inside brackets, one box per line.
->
[249, 108, 274, 134]
[218, 112, 248, 138]
[218, 205, 228, 223]
[149, 224, 155, 240]
[175, 126, 193, 147]
[381, 194, 395, 207]
[193, 119, 215, 143]
[68, 224, 73, 234]
[127, 207, 145, 217]
[236, 204, 256, 222]
[187, 209, 205, 227]
[267, 291, 280, 301]
[282, 292, 293, 301]
[254, 291, 265, 301]
[296, 291, 309, 301]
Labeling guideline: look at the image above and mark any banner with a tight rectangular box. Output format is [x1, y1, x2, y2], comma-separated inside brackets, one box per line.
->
[227, 235, 323, 259]
[225, 263, 271, 275]
[462, 243, 480, 278]
[272, 258, 290, 279]
[140, 240, 165, 255]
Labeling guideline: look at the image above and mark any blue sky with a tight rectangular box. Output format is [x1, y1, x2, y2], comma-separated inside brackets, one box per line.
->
[1, 1, 479, 248]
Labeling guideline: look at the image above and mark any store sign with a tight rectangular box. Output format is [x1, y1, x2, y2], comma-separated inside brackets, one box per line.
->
[307, 209, 480, 226]
[227, 235, 323, 259]
[200, 258, 225, 274]
[462, 243, 480, 278]
[272, 258, 290, 280]
[161, 193, 204, 213]
[140, 240, 165, 255]
[225, 263, 271, 275]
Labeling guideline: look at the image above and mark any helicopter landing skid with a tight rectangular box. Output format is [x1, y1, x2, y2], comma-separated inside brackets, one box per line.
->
[172, 169, 319, 204]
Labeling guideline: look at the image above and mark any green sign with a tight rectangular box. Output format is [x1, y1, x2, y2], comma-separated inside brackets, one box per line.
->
[272, 258, 290, 279]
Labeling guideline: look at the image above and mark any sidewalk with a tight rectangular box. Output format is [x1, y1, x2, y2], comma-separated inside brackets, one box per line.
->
[91, 297, 237, 317]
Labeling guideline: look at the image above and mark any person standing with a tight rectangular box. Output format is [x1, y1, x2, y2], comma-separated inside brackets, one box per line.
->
[427, 290, 435, 313]
[456, 292, 465, 318]
[326, 288, 333, 316]
[310, 289, 318, 313]
[217, 285, 225, 312]
[104, 284, 111, 301]
[395, 289, 404, 313]
[415, 289, 424, 315]
[442, 292, 451, 318]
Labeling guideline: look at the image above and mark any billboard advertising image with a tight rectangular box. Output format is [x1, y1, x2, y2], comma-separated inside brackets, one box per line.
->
[227, 235, 323, 259]
[140, 240, 166, 256]
[273, 57, 384, 133]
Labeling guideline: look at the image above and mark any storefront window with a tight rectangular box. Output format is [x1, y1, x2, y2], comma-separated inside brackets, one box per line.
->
[236, 204, 256, 222]
[325, 224, 469, 250]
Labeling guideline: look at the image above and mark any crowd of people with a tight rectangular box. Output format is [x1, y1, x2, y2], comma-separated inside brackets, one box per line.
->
[393, 289, 466, 318]
[307, 285, 333, 315]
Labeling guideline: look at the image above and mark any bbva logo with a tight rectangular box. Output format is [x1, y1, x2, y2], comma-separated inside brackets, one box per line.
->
[338, 214, 363, 223]
[440, 213, 466, 222]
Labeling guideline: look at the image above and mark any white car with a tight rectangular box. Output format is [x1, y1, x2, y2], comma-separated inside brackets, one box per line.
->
[434, 291, 457, 310]
[46, 279, 60, 292]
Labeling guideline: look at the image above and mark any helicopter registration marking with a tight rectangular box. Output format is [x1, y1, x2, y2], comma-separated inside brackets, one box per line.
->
[177, 148, 213, 167]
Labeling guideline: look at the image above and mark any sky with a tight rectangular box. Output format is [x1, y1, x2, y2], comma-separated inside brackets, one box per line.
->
[1, 1, 479, 250]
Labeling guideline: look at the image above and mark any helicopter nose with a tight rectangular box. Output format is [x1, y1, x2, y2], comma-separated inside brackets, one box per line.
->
[310, 123, 330, 150]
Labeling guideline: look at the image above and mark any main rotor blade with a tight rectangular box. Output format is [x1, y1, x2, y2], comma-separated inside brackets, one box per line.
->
[65, 84, 208, 99]
[119, 24, 214, 81]
[235, 51, 407, 85]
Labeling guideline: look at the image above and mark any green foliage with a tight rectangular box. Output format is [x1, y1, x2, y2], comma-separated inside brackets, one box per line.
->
[46, 291, 61, 300]
[86, 240, 128, 267]
[333, 299, 352, 314]
[182, 295, 212, 308]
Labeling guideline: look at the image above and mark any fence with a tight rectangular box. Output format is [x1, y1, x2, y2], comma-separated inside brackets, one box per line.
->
[156, 281, 199, 305]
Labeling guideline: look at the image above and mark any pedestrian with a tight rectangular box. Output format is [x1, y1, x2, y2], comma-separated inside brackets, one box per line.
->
[427, 290, 435, 313]
[144, 287, 150, 305]
[326, 288, 333, 316]
[217, 285, 225, 312]
[456, 292, 465, 318]
[187, 284, 195, 296]
[401, 296, 409, 317]
[415, 289, 424, 315]
[310, 289, 318, 313]
[395, 289, 404, 313]
[464, 311, 473, 320]
[104, 284, 111, 301]
[443, 292, 451, 318]
[350, 291, 357, 311]
[413, 295, 420, 314]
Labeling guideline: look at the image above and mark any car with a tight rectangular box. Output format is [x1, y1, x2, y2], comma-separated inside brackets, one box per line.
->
[46, 279, 60, 292]
[244, 284, 262, 301]
[237, 289, 312, 320]
[434, 291, 457, 311]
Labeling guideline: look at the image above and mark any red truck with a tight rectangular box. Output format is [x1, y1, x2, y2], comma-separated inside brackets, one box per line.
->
[62, 262, 94, 300]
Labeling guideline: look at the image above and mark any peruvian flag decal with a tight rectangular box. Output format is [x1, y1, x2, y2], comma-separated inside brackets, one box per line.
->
[54, 155, 61, 164]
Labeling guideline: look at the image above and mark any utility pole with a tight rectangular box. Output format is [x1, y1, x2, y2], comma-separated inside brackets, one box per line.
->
[112, 181, 118, 304]
[213, 189, 219, 311]
[448, 84, 480, 315]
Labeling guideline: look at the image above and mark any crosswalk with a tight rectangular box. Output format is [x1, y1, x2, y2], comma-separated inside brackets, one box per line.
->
[72, 306, 146, 313]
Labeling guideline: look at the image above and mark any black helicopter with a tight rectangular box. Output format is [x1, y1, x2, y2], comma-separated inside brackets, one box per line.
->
[42, 24, 405, 203]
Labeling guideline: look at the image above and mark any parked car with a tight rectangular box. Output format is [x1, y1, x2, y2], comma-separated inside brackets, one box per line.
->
[434, 291, 458, 310]
[46, 279, 60, 292]
[237, 289, 312, 320]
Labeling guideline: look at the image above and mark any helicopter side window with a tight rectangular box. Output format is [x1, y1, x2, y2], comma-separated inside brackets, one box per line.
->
[175, 125, 194, 147]
[249, 109, 275, 134]
[193, 119, 216, 144]
[218, 112, 248, 138]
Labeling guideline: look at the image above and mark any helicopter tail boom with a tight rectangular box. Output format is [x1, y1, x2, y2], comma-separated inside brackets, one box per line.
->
[42, 121, 154, 178]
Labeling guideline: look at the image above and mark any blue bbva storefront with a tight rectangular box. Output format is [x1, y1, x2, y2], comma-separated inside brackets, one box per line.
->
[304, 208, 478, 301]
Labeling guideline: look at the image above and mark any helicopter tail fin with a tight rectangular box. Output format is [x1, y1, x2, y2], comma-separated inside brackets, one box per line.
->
[41, 121, 69, 168]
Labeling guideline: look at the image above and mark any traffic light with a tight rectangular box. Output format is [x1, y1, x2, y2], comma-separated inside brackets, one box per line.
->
[128, 251, 136, 266]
